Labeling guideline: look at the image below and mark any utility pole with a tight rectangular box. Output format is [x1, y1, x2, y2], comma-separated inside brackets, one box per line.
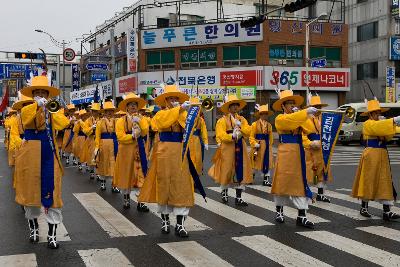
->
[62, 40, 66, 100]
[110, 28, 116, 102]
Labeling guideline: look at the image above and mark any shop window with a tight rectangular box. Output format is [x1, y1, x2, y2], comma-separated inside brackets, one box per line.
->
[181, 48, 217, 69]
[357, 21, 378, 42]
[357, 62, 378, 80]
[310, 47, 341, 67]
[223, 45, 256, 66]
[146, 50, 175, 71]
[269, 45, 303, 67]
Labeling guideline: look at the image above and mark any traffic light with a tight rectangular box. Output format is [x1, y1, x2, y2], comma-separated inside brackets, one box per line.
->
[240, 15, 266, 28]
[284, 0, 318, 13]
[14, 52, 43, 60]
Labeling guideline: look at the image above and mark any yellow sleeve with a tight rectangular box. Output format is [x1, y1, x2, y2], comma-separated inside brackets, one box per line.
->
[139, 116, 149, 136]
[82, 119, 94, 136]
[116, 117, 133, 144]
[275, 110, 308, 132]
[95, 120, 102, 149]
[363, 119, 396, 137]
[153, 107, 181, 130]
[249, 122, 257, 147]
[9, 117, 21, 150]
[268, 123, 274, 146]
[396, 126, 400, 134]
[216, 118, 234, 143]
[301, 118, 314, 148]
[200, 118, 208, 145]
[21, 102, 38, 127]
[51, 110, 70, 131]
[239, 116, 251, 137]
[73, 121, 80, 134]
[150, 117, 158, 132]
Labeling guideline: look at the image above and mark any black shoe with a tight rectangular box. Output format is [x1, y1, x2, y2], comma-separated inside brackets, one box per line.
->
[78, 164, 83, 171]
[360, 207, 372, 218]
[111, 187, 120, 193]
[96, 175, 101, 181]
[28, 219, 39, 243]
[161, 214, 170, 234]
[175, 216, 189, 238]
[316, 194, 331, 203]
[383, 211, 400, 221]
[296, 217, 314, 229]
[221, 189, 228, 204]
[263, 180, 272, 187]
[73, 160, 78, 166]
[137, 203, 150, 212]
[90, 173, 95, 180]
[100, 180, 106, 191]
[66, 159, 70, 165]
[123, 194, 130, 209]
[275, 212, 285, 223]
[235, 198, 248, 206]
[47, 224, 59, 249]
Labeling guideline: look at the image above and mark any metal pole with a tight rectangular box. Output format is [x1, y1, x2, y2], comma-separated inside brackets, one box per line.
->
[110, 28, 116, 102]
[306, 24, 310, 105]
[62, 40, 66, 100]
[56, 53, 60, 88]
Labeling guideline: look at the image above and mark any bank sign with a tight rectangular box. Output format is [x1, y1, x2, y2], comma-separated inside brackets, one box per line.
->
[141, 22, 263, 49]
[390, 36, 400, 60]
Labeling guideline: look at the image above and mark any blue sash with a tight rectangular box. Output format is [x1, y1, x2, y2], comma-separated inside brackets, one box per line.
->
[159, 132, 183, 142]
[193, 129, 205, 162]
[234, 137, 244, 183]
[308, 133, 320, 141]
[65, 130, 74, 148]
[137, 136, 148, 177]
[256, 133, 270, 175]
[365, 139, 387, 149]
[101, 133, 118, 158]
[25, 129, 55, 208]
[279, 134, 313, 199]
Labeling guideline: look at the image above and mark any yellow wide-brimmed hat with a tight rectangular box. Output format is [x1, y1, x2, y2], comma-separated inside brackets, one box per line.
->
[90, 103, 101, 111]
[12, 94, 35, 111]
[220, 95, 246, 113]
[155, 84, 189, 107]
[103, 101, 116, 110]
[361, 99, 389, 116]
[78, 109, 87, 116]
[256, 104, 273, 116]
[307, 95, 328, 108]
[66, 104, 76, 110]
[115, 110, 127, 116]
[272, 90, 304, 112]
[20, 75, 59, 98]
[119, 92, 146, 111]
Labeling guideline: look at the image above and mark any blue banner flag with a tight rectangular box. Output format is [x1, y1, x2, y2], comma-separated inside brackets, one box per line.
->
[321, 112, 344, 180]
[182, 105, 200, 161]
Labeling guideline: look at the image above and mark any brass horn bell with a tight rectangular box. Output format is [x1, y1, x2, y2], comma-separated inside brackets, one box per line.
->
[201, 98, 214, 111]
[46, 99, 62, 113]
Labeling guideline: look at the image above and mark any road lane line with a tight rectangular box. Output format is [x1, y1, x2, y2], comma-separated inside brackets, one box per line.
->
[0, 254, 37, 267]
[78, 248, 134, 266]
[357, 226, 400, 242]
[298, 231, 400, 267]
[74, 193, 145, 237]
[159, 241, 233, 267]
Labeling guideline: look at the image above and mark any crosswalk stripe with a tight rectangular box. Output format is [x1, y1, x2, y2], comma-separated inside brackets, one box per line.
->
[159, 241, 233, 267]
[248, 185, 379, 220]
[38, 213, 71, 243]
[78, 248, 134, 267]
[357, 226, 400, 242]
[130, 193, 211, 232]
[74, 193, 145, 237]
[194, 193, 272, 227]
[0, 253, 37, 267]
[298, 231, 400, 267]
[233, 235, 332, 267]
[208, 187, 329, 223]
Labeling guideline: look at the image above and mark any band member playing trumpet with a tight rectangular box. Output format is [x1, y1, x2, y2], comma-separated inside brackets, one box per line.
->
[249, 104, 274, 186]
[208, 95, 252, 206]
[61, 104, 76, 166]
[302, 94, 332, 202]
[271, 89, 317, 229]
[352, 98, 400, 221]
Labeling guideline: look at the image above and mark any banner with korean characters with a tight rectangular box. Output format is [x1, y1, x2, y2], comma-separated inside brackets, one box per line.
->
[141, 21, 262, 49]
[127, 28, 137, 73]
[70, 80, 112, 105]
[115, 74, 137, 97]
[264, 66, 350, 91]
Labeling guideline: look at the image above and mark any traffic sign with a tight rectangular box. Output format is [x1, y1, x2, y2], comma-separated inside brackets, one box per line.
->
[63, 48, 76, 61]
[86, 63, 109, 71]
[91, 72, 107, 82]
[310, 57, 327, 68]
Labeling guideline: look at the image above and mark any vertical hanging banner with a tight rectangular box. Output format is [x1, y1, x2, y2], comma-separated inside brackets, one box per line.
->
[71, 64, 80, 91]
[127, 28, 137, 73]
[321, 112, 344, 180]
[182, 105, 200, 162]
[386, 66, 396, 103]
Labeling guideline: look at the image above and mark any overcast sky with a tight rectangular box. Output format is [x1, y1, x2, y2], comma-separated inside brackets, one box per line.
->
[0, 0, 135, 54]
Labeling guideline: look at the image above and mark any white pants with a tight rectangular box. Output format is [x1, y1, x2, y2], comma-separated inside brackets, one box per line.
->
[316, 182, 327, 189]
[253, 170, 271, 178]
[363, 199, 394, 206]
[24, 207, 63, 224]
[220, 184, 245, 190]
[157, 205, 190, 216]
[123, 188, 139, 196]
[274, 196, 309, 210]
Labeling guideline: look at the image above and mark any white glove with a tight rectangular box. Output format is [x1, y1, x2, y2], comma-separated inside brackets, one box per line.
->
[92, 123, 97, 129]
[217, 143, 221, 148]
[172, 101, 180, 107]
[235, 119, 241, 127]
[235, 129, 242, 140]
[232, 130, 238, 139]
[394, 116, 400, 125]
[310, 140, 321, 149]
[181, 101, 191, 110]
[307, 107, 318, 115]
[35, 96, 47, 107]
[255, 143, 261, 148]
[93, 148, 99, 158]
[378, 116, 386, 121]
[204, 144, 209, 151]
[132, 127, 141, 138]
[131, 116, 140, 123]
[291, 107, 299, 112]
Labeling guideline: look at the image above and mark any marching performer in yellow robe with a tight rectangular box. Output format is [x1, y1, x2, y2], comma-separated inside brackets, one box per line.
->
[61, 104, 76, 165]
[208, 95, 252, 206]
[271, 90, 317, 228]
[72, 109, 89, 170]
[94, 101, 120, 193]
[5, 108, 18, 166]
[82, 103, 101, 178]
[249, 104, 274, 186]
[114, 93, 150, 211]
[138, 85, 195, 238]
[15, 73, 69, 249]
[302, 95, 332, 203]
[352, 99, 400, 221]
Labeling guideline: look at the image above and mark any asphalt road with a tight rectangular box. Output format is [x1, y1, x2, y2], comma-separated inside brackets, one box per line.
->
[1, 129, 400, 267]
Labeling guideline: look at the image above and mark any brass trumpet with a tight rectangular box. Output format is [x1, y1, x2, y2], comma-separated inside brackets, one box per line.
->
[315, 107, 356, 120]
[46, 99, 62, 113]
[201, 97, 214, 111]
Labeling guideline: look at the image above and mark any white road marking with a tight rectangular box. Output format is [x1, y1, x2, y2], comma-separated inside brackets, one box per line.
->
[357, 226, 400, 242]
[0, 254, 37, 267]
[38, 212, 71, 243]
[78, 248, 134, 267]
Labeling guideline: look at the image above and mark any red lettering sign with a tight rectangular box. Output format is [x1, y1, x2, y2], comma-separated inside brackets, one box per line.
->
[118, 76, 137, 94]
[129, 59, 137, 73]
[301, 70, 349, 88]
[220, 70, 262, 86]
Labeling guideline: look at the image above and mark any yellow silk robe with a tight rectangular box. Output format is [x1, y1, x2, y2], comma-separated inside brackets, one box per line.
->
[249, 119, 274, 172]
[95, 117, 117, 177]
[208, 114, 253, 186]
[138, 107, 194, 207]
[11, 114, 24, 188]
[271, 110, 309, 197]
[352, 119, 396, 201]
[72, 120, 87, 161]
[81, 116, 98, 166]
[15, 103, 69, 208]
[6, 114, 19, 166]
[62, 116, 75, 153]
[188, 117, 208, 175]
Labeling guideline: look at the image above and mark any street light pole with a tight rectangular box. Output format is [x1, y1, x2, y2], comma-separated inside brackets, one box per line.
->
[305, 12, 328, 105]
[62, 40, 66, 100]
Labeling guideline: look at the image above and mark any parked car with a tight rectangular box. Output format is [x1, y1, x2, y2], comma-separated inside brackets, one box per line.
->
[337, 102, 400, 145]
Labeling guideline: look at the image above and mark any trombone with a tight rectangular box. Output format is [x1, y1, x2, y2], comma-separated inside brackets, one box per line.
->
[315, 107, 356, 120]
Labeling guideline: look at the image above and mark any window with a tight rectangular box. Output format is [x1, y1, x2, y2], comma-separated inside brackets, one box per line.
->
[223, 45, 256, 66]
[146, 50, 175, 70]
[357, 62, 378, 80]
[357, 22, 378, 42]
[357, 0, 368, 3]
[181, 48, 217, 69]
[157, 18, 169, 28]
[310, 47, 341, 67]
[115, 60, 122, 78]
[270, 45, 303, 67]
